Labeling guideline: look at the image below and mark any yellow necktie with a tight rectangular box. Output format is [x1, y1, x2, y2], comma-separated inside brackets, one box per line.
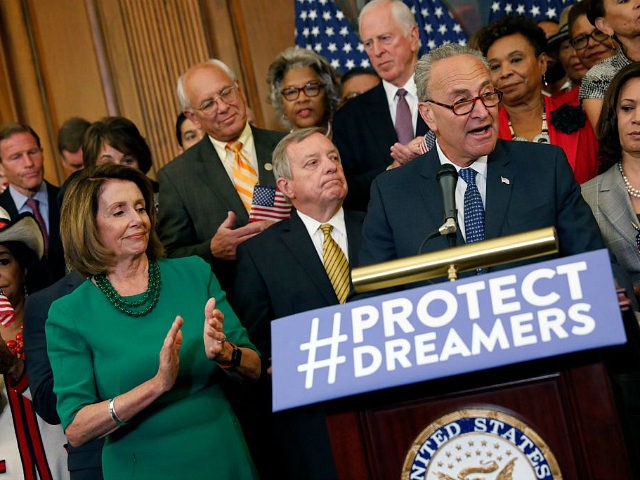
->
[226, 141, 258, 212]
[320, 224, 350, 303]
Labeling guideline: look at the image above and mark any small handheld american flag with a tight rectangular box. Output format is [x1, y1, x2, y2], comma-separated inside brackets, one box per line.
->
[0, 289, 16, 327]
[249, 185, 292, 222]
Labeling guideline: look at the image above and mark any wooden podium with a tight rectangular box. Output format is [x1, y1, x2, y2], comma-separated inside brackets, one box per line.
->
[323, 306, 640, 480]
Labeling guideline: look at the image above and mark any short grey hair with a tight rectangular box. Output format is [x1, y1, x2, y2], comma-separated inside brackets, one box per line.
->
[272, 127, 329, 181]
[176, 59, 237, 110]
[267, 47, 340, 129]
[415, 44, 488, 101]
[359, 0, 417, 36]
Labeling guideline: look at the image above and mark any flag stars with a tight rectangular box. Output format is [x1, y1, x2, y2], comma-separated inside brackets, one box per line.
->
[336, 10, 344, 20]
[435, 6, 444, 17]
[328, 42, 337, 52]
[311, 26, 320, 36]
[546, 7, 557, 18]
[339, 26, 349, 36]
[309, 9, 317, 20]
[302, 27, 310, 38]
[530, 5, 541, 16]
[325, 26, 335, 36]
[343, 43, 352, 53]
[505, 3, 513, 13]
[492, 1, 501, 12]
[438, 24, 448, 35]
[323, 11, 332, 21]
[345, 59, 355, 69]
[314, 43, 323, 52]
[516, 4, 525, 14]
[331, 59, 340, 69]
[360, 59, 370, 68]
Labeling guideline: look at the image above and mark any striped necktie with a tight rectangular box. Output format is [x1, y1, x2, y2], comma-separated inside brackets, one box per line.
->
[26, 198, 49, 256]
[226, 141, 258, 212]
[320, 224, 350, 304]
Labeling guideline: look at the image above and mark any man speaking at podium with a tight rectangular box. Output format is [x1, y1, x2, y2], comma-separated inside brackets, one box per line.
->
[359, 44, 604, 275]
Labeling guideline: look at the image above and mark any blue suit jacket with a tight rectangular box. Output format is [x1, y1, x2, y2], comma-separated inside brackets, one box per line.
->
[23, 271, 104, 480]
[360, 140, 604, 276]
[333, 83, 429, 211]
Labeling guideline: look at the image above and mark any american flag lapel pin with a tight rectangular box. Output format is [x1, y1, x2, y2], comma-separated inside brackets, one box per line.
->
[501, 176, 510, 185]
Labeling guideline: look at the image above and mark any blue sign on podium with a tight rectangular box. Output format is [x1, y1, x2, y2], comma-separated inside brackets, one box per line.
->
[271, 249, 626, 412]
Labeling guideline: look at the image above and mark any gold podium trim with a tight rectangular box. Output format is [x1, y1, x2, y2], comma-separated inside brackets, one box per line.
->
[352, 227, 558, 293]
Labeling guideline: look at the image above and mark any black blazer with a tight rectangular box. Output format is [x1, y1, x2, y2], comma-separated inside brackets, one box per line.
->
[229, 208, 364, 480]
[157, 125, 285, 289]
[0, 181, 65, 288]
[333, 83, 429, 211]
[23, 271, 104, 480]
[360, 140, 604, 274]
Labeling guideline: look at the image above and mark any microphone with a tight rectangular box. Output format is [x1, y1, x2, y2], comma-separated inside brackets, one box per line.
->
[436, 164, 458, 245]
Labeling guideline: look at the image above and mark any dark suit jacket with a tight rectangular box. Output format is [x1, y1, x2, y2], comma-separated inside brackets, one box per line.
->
[23, 271, 104, 480]
[157, 125, 285, 289]
[229, 209, 364, 480]
[333, 82, 429, 211]
[0, 181, 66, 289]
[360, 140, 604, 275]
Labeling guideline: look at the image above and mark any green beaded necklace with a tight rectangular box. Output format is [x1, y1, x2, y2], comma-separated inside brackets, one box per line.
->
[94, 260, 161, 317]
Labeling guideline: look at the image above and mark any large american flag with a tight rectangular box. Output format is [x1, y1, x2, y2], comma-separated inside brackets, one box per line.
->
[249, 185, 292, 222]
[406, 0, 468, 53]
[294, 0, 370, 74]
[489, 0, 573, 23]
[294, 0, 468, 74]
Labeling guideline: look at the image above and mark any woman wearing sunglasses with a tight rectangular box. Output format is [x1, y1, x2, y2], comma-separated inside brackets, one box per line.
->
[582, 63, 640, 295]
[267, 47, 340, 135]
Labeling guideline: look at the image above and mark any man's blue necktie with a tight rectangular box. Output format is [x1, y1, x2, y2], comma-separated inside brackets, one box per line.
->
[459, 168, 485, 244]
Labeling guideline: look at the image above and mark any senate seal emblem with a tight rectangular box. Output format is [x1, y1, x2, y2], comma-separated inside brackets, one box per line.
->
[401, 407, 562, 480]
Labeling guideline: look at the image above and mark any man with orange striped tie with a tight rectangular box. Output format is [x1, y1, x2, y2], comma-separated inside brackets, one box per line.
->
[229, 127, 364, 480]
[158, 59, 285, 289]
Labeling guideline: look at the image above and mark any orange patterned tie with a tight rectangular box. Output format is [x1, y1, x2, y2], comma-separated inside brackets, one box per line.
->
[226, 141, 258, 212]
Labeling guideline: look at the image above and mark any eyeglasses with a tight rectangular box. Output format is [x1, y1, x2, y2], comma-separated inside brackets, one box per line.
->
[570, 30, 610, 50]
[281, 82, 325, 101]
[193, 84, 239, 116]
[425, 91, 503, 116]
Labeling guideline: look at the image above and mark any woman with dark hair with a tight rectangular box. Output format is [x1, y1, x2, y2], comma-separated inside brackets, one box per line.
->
[477, 15, 599, 184]
[568, 0, 617, 73]
[267, 47, 340, 134]
[579, 0, 640, 127]
[82, 117, 159, 204]
[0, 207, 70, 479]
[582, 62, 640, 291]
[46, 164, 260, 479]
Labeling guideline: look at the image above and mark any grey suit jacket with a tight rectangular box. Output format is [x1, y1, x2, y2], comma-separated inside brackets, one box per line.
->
[157, 125, 285, 287]
[582, 164, 640, 287]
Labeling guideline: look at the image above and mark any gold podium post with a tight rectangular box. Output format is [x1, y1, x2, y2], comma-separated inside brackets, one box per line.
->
[352, 227, 559, 293]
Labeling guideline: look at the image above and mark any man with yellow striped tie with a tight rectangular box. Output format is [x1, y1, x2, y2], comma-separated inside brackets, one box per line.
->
[158, 59, 286, 289]
[230, 127, 364, 480]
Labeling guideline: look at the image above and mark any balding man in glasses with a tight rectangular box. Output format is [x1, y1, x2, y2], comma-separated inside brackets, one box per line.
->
[157, 59, 285, 289]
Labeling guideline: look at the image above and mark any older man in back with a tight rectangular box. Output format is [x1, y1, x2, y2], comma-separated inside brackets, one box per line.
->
[0, 123, 65, 288]
[157, 59, 285, 288]
[332, 0, 429, 210]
